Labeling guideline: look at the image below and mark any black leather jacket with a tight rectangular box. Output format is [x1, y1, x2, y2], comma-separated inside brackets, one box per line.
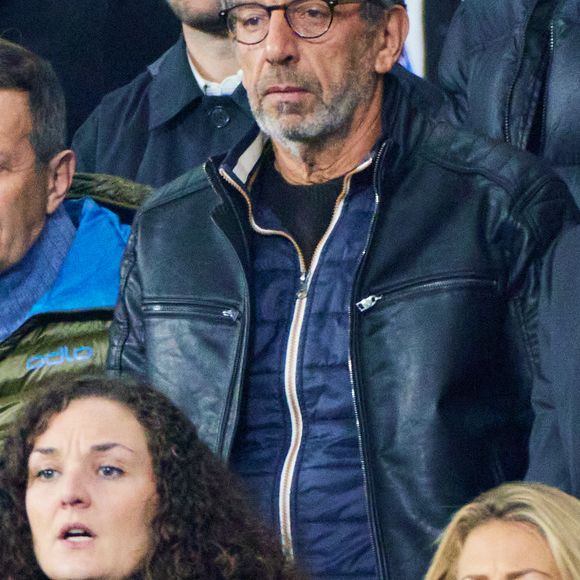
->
[439, 0, 580, 204]
[108, 75, 574, 579]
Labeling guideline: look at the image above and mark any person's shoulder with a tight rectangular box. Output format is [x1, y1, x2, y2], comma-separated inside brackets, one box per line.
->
[139, 164, 218, 214]
[421, 119, 566, 196]
[444, 0, 532, 53]
[88, 68, 154, 122]
[82, 39, 184, 123]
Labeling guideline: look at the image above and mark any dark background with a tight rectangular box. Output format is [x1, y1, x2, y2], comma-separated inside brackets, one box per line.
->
[0, 0, 180, 141]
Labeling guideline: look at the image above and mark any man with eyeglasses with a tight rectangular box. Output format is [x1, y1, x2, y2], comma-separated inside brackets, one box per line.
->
[108, 1, 575, 578]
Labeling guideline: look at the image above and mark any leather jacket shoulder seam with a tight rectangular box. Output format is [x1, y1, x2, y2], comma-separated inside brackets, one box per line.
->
[139, 169, 214, 214]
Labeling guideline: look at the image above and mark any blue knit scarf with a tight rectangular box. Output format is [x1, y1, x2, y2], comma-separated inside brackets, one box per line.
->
[0, 205, 76, 341]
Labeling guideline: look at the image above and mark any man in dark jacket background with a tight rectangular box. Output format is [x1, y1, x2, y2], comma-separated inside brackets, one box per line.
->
[437, 0, 580, 205]
[71, 0, 254, 187]
[109, 1, 574, 577]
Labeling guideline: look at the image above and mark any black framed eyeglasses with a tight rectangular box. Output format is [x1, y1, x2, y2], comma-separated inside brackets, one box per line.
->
[219, 0, 373, 45]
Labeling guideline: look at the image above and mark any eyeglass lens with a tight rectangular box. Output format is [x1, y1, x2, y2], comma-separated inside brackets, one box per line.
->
[227, 0, 334, 44]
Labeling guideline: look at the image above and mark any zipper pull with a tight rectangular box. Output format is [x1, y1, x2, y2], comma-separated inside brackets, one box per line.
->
[356, 294, 383, 313]
[297, 272, 310, 299]
[222, 308, 240, 321]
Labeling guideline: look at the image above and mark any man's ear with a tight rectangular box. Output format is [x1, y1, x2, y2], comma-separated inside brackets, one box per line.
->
[45, 149, 76, 215]
[374, 5, 409, 74]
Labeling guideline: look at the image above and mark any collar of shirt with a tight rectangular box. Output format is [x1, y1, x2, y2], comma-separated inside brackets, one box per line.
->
[187, 52, 242, 97]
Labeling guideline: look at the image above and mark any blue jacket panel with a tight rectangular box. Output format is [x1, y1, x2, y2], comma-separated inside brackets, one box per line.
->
[527, 225, 580, 497]
[0, 196, 131, 435]
[29, 198, 130, 317]
[230, 166, 378, 577]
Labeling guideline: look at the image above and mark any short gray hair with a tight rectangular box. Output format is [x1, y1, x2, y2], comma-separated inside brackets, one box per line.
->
[0, 39, 66, 164]
[361, 0, 406, 22]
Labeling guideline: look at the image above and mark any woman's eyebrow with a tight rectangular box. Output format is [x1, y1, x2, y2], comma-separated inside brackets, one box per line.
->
[30, 447, 57, 456]
[30, 442, 136, 456]
[91, 442, 135, 454]
[508, 571, 553, 579]
[461, 571, 554, 580]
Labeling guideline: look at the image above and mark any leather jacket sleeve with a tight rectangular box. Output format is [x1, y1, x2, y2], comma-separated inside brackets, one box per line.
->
[107, 224, 147, 376]
[507, 176, 577, 365]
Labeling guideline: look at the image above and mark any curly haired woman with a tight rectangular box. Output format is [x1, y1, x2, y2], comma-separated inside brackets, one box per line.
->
[0, 375, 302, 579]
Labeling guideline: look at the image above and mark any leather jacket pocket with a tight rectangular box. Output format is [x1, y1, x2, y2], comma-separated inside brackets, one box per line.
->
[356, 275, 498, 313]
[353, 274, 529, 497]
[140, 297, 244, 453]
[142, 299, 241, 322]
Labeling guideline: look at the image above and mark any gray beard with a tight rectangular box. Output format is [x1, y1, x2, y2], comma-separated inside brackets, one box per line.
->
[252, 73, 376, 155]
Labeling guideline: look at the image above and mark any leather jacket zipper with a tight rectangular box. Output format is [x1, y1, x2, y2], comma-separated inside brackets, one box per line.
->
[348, 139, 392, 578]
[356, 276, 498, 313]
[205, 160, 252, 458]
[142, 300, 240, 321]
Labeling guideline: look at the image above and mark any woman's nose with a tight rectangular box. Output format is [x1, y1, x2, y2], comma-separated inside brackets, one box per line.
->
[59, 470, 91, 508]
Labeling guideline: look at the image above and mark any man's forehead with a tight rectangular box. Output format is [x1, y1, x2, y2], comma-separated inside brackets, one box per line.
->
[0, 90, 33, 135]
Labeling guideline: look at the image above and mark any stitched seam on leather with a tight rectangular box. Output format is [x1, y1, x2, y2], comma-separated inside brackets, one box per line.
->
[108, 228, 140, 371]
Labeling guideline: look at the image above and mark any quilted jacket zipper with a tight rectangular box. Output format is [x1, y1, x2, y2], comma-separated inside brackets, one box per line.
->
[220, 161, 366, 557]
[539, 19, 555, 151]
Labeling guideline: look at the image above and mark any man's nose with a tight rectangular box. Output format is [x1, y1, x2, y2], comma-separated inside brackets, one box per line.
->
[264, 10, 300, 65]
[59, 470, 91, 509]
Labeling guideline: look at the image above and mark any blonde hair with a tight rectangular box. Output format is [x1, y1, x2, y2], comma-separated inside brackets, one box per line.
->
[425, 482, 580, 580]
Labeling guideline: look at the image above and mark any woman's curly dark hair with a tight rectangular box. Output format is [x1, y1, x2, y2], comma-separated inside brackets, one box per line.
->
[0, 375, 301, 579]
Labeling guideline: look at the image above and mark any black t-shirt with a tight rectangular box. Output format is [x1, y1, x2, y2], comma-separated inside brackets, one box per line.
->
[253, 150, 343, 268]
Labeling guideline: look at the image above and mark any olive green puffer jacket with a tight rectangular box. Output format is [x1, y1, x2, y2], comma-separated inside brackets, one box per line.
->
[0, 173, 150, 436]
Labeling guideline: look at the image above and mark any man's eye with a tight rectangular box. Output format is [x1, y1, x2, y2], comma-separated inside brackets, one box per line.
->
[242, 16, 264, 28]
[294, 2, 329, 20]
[238, 11, 267, 29]
[304, 8, 326, 18]
[98, 465, 124, 479]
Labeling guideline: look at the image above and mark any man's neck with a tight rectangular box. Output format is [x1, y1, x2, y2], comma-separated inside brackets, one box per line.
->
[182, 24, 239, 83]
[272, 85, 384, 185]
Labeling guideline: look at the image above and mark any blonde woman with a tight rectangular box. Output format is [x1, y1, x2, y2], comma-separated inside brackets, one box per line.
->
[425, 482, 580, 580]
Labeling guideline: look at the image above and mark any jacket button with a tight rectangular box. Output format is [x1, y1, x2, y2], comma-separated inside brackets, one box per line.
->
[210, 106, 231, 128]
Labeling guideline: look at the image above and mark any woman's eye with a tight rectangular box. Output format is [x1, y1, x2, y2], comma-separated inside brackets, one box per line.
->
[98, 465, 124, 479]
[36, 468, 57, 480]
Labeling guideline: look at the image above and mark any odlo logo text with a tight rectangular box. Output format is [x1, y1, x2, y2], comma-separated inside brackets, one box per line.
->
[26, 346, 94, 371]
